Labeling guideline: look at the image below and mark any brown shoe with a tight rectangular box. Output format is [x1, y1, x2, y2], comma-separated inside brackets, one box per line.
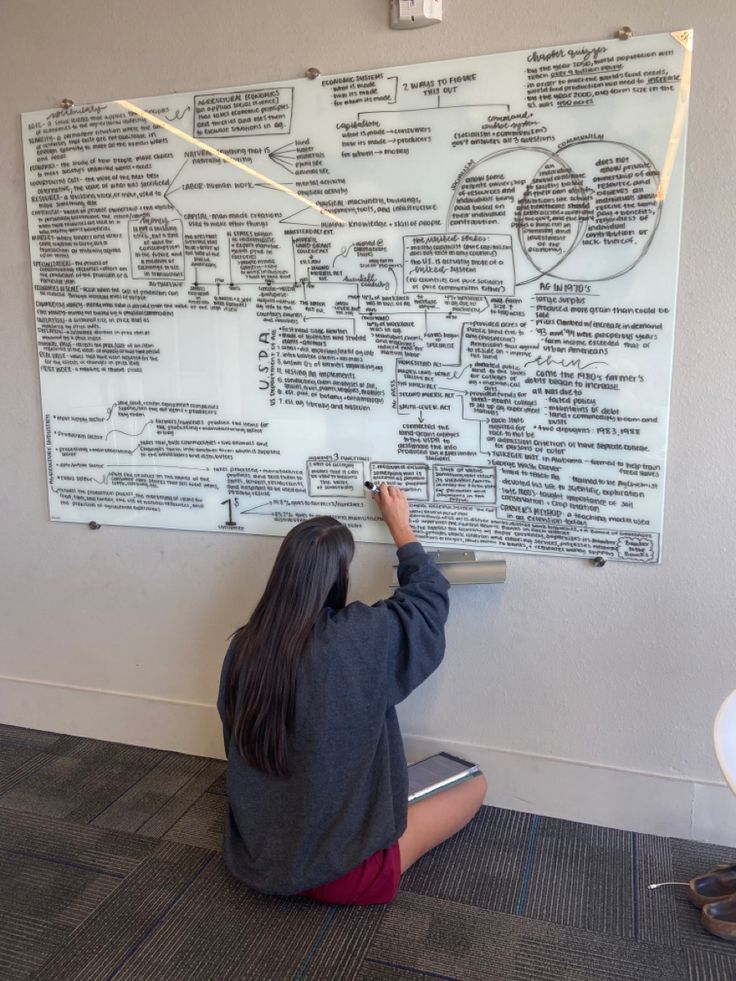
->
[689, 865, 736, 908]
[702, 895, 736, 940]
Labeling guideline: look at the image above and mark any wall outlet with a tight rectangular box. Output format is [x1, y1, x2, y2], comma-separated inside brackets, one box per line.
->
[390, 0, 443, 30]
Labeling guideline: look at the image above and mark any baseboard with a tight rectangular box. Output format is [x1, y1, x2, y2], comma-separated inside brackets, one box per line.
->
[0, 674, 224, 759]
[402, 733, 736, 846]
[2, 674, 735, 846]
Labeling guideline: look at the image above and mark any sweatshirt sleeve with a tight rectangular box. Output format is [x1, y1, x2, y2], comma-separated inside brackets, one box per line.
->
[374, 541, 450, 706]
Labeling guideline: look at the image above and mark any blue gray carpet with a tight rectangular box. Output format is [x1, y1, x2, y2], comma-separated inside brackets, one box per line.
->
[1, 723, 734, 980]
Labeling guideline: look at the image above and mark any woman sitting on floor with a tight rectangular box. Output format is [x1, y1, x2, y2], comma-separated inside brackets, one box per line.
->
[217, 483, 487, 905]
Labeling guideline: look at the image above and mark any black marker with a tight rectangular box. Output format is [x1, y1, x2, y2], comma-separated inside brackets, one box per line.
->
[365, 480, 381, 493]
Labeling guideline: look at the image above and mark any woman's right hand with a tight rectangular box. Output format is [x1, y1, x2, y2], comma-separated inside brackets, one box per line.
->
[375, 483, 417, 547]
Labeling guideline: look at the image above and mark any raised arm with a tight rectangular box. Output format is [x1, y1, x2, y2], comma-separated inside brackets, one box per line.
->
[372, 484, 450, 704]
[374, 482, 417, 548]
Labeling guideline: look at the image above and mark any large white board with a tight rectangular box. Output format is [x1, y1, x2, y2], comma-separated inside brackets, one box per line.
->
[22, 30, 692, 561]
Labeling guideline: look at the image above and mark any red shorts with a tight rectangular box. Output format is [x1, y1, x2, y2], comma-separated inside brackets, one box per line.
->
[300, 841, 401, 906]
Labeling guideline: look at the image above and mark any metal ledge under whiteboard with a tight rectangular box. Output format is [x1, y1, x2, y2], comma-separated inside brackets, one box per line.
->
[393, 550, 506, 586]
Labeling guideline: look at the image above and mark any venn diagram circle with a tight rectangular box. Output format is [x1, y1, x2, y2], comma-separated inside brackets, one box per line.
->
[446, 140, 662, 284]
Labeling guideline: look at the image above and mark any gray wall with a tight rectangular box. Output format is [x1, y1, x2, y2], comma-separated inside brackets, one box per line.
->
[2, 0, 735, 842]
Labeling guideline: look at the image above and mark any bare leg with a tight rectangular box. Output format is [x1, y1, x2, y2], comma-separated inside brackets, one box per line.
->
[398, 772, 488, 873]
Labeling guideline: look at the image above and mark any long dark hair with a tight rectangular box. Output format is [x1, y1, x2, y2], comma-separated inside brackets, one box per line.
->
[224, 516, 355, 776]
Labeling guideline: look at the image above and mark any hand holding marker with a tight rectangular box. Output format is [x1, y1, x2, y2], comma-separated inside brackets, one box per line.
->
[365, 481, 416, 548]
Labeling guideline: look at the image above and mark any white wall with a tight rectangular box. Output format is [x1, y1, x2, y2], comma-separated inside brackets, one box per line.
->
[2, 0, 735, 843]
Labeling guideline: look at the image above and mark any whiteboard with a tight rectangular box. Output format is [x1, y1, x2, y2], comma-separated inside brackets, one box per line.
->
[22, 30, 692, 562]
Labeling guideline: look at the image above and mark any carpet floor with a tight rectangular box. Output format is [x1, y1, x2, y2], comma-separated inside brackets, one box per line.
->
[1, 723, 735, 980]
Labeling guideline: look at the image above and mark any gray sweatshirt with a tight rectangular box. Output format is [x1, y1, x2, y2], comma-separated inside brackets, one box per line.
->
[216, 540, 450, 895]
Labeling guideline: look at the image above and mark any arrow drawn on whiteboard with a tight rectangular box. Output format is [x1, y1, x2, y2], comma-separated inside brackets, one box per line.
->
[280, 206, 335, 227]
[268, 141, 297, 174]
[332, 244, 355, 268]
[240, 501, 273, 515]
[105, 421, 154, 439]
[109, 443, 142, 455]
[163, 160, 188, 217]
[164, 106, 191, 124]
